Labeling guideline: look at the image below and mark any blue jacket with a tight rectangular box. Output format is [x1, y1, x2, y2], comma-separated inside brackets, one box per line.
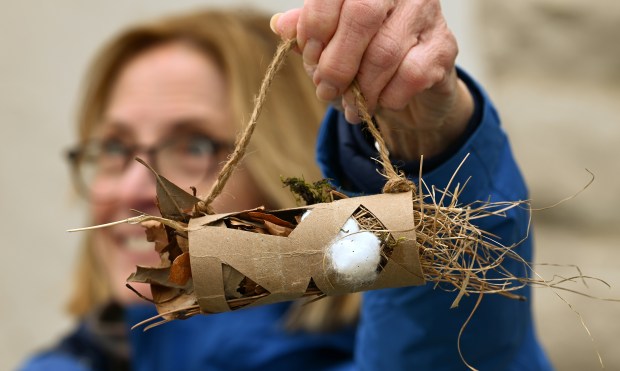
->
[21, 70, 552, 371]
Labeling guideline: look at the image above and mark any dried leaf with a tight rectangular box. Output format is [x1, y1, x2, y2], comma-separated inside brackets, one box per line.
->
[239, 277, 268, 296]
[228, 217, 264, 229]
[151, 284, 182, 305]
[155, 293, 198, 320]
[264, 220, 293, 237]
[169, 252, 192, 286]
[142, 221, 168, 253]
[127, 266, 191, 290]
[176, 235, 189, 253]
[159, 251, 172, 268]
[222, 264, 246, 300]
[252, 227, 269, 234]
[246, 211, 295, 229]
[135, 158, 201, 221]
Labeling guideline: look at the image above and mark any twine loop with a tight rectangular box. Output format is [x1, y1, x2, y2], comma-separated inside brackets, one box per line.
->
[196, 39, 416, 214]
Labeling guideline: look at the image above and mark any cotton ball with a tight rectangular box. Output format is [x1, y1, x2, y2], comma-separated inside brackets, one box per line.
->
[329, 230, 381, 285]
[338, 217, 360, 237]
[300, 210, 312, 222]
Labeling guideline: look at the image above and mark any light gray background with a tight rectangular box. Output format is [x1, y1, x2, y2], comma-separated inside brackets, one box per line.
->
[1, 1, 618, 370]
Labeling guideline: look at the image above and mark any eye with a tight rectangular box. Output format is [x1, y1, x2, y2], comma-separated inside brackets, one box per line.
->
[183, 136, 216, 157]
[101, 138, 129, 157]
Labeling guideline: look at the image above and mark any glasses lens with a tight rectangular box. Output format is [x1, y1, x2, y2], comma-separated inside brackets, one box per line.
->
[69, 134, 228, 200]
[157, 135, 219, 190]
[73, 139, 129, 200]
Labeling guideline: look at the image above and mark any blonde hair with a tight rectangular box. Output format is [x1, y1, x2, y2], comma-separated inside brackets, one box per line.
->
[68, 8, 359, 332]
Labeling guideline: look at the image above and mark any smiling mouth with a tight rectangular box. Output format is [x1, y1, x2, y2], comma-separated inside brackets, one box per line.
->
[120, 234, 156, 253]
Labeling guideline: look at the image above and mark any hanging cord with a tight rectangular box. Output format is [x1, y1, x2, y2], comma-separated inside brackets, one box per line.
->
[195, 39, 414, 215]
[350, 81, 416, 194]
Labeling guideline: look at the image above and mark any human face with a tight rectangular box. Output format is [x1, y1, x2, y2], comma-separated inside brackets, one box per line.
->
[90, 42, 266, 304]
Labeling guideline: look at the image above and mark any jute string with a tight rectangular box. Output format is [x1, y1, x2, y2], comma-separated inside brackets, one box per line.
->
[196, 39, 415, 215]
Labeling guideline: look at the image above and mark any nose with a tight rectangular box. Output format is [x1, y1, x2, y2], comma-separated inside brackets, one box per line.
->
[116, 159, 157, 212]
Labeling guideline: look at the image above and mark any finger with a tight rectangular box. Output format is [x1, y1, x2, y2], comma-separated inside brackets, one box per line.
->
[355, 2, 426, 113]
[378, 35, 457, 110]
[314, 1, 394, 102]
[342, 89, 362, 124]
[297, 0, 345, 66]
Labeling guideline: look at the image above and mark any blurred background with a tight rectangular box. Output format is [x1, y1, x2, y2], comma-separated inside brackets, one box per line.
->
[1, 0, 618, 370]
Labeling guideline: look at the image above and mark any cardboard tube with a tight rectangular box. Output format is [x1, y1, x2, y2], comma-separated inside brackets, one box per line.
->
[189, 191, 424, 313]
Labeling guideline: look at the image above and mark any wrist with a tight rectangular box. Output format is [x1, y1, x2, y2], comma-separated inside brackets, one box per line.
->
[374, 76, 474, 162]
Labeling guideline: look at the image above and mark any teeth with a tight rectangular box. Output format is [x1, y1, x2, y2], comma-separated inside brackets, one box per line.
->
[124, 236, 154, 252]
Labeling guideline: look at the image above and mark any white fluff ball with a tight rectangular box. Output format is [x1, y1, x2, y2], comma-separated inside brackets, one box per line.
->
[338, 217, 360, 237]
[329, 221, 381, 285]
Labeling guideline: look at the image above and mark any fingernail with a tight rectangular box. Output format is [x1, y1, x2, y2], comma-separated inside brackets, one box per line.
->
[345, 106, 361, 124]
[303, 38, 323, 66]
[269, 13, 282, 34]
[304, 63, 317, 78]
[316, 82, 339, 102]
[342, 98, 361, 124]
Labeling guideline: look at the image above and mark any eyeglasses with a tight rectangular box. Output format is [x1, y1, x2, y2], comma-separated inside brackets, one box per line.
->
[67, 133, 233, 201]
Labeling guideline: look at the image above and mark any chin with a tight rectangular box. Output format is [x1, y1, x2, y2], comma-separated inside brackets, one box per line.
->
[94, 227, 161, 306]
[116, 282, 153, 305]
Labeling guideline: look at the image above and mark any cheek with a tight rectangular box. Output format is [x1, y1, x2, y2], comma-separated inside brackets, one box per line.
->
[91, 200, 116, 225]
[92, 229, 159, 304]
[208, 168, 267, 213]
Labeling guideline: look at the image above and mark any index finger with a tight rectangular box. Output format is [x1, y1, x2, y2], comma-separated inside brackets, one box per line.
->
[313, 1, 393, 101]
[297, 0, 344, 63]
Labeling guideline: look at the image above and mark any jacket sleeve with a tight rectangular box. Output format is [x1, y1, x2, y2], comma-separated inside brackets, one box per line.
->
[316, 69, 552, 371]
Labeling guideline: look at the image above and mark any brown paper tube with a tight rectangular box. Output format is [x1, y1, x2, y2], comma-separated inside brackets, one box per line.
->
[189, 191, 424, 314]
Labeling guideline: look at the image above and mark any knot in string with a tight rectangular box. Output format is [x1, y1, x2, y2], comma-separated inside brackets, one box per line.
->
[382, 176, 416, 194]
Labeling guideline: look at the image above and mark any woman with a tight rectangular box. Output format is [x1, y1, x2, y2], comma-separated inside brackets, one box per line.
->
[22, 3, 552, 370]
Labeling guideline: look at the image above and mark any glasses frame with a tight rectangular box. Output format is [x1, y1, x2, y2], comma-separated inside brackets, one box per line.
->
[66, 135, 234, 200]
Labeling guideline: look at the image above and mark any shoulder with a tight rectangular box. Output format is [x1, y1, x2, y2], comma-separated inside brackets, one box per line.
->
[19, 352, 89, 371]
[18, 316, 122, 371]
[18, 322, 92, 371]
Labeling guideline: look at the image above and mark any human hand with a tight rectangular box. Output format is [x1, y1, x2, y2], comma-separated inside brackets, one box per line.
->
[271, 0, 474, 160]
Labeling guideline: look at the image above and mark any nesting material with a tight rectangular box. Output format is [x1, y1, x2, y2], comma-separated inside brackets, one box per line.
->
[328, 218, 381, 285]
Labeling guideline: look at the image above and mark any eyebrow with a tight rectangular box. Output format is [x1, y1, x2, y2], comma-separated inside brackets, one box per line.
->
[94, 121, 135, 140]
[98, 117, 230, 143]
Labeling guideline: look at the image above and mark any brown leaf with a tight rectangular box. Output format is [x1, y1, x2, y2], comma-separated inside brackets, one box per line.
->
[239, 277, 268, 296]
[169, 252, 192, 286]
[222, 264, 245, 300]
[135, 158, 201, 221]
[151, 284, 182, 305]
[142, 221, 168, 253]
[264, 220, 293, 237]
[228, 218, 263, 229]
[155, 293, 198, 320]
[246, 211, 295, 229]
[176, 235, 189, 253]
[127, 266, 191, 290]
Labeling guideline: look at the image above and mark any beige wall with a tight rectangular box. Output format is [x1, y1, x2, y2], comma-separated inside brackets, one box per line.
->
[479, 1, 620, 369]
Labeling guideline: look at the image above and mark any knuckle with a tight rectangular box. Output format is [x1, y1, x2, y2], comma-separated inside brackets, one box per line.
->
[345, 0, 387, 31]
[318, 61, 356, 88]
[300, 0, 341, 42]
[303, 12, 334, 40]
[379, 93, 408, 111]
[365, 34, 402, 71]
[400, 59, 430, 91]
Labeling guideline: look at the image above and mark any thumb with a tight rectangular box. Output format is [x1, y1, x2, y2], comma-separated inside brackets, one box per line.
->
[270, 9, 301, 41]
